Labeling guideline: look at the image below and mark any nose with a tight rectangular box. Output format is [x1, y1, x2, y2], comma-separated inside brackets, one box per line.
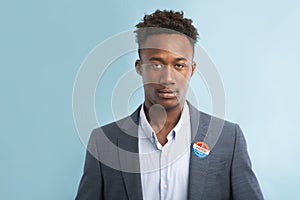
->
[159, 65, 175, 86]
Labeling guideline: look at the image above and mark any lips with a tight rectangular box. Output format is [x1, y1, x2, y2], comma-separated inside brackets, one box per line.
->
[157, 88, 177, 99]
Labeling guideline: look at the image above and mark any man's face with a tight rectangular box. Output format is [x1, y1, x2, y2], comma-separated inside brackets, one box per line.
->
[135, 33, 196, 110]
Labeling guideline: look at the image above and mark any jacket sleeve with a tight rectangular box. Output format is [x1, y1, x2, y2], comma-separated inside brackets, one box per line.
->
[75, 130, 103, 200]
[231, 124, 264, 199]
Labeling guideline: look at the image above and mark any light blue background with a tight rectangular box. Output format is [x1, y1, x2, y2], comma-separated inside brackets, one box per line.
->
[1, 0, 299, 199]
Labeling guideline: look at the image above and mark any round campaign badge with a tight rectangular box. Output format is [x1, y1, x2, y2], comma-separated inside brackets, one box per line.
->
[193, 141, 210, 158]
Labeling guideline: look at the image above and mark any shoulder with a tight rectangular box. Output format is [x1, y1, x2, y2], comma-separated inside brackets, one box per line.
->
[205, 111, 242, 141]
[91, 105, 141, 141]
[188, 101, 239, 135]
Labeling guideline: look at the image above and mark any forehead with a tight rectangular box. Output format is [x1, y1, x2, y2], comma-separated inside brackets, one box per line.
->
[140, 34, 194, 60]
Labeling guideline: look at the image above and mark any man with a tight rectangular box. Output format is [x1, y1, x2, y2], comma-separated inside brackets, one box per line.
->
[75, 10, 264, 200]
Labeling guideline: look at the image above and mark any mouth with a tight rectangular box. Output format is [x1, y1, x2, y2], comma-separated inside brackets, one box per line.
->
[157, 88, 177, 99]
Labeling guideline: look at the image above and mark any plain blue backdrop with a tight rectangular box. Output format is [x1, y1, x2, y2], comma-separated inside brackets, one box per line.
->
[1, 0, 299, 199]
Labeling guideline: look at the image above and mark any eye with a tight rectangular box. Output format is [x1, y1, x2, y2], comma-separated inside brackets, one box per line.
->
[174, 64, 186, 69]
[150, 63, 163, 69]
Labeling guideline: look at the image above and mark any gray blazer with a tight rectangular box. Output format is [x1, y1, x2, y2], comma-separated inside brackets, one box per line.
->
[75, 103, 264, 200]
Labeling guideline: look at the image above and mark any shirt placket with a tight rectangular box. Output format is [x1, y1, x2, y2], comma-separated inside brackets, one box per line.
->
[160, 146, 169, 200]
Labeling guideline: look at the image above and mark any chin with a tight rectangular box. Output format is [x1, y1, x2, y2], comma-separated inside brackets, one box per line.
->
[156, 99, 182, 111]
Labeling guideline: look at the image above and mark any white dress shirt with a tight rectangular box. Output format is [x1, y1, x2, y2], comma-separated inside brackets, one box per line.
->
[138, 102, 191, 200]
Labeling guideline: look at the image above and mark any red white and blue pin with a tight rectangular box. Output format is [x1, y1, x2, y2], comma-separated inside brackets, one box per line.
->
[193, 141, 210, 158]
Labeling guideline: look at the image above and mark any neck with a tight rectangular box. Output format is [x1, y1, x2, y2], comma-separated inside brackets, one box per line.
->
[144, 102, 185, 132]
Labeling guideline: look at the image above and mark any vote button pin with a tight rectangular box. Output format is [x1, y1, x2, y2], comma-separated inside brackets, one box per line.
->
[193, 141, 210, 158]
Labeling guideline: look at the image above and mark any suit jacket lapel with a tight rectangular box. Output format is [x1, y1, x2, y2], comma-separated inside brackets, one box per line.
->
[117, 106, 143, 200]
[187, 102, 211, 199]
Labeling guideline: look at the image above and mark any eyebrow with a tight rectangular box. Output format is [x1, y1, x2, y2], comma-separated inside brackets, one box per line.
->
[174, 57, 188, 62]
[149, 57, 164, 62]
[149, 57, 188, 62]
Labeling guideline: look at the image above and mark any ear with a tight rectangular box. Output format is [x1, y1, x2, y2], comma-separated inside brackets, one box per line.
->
[135, 60, 142, 76]
[191, 61, 196, 76]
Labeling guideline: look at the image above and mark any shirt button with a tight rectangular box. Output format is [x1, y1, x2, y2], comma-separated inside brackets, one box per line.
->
[163, 184, 167, 189]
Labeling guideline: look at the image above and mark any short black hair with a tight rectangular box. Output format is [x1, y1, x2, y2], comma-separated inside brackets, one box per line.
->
[135, 10, 199, 48]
